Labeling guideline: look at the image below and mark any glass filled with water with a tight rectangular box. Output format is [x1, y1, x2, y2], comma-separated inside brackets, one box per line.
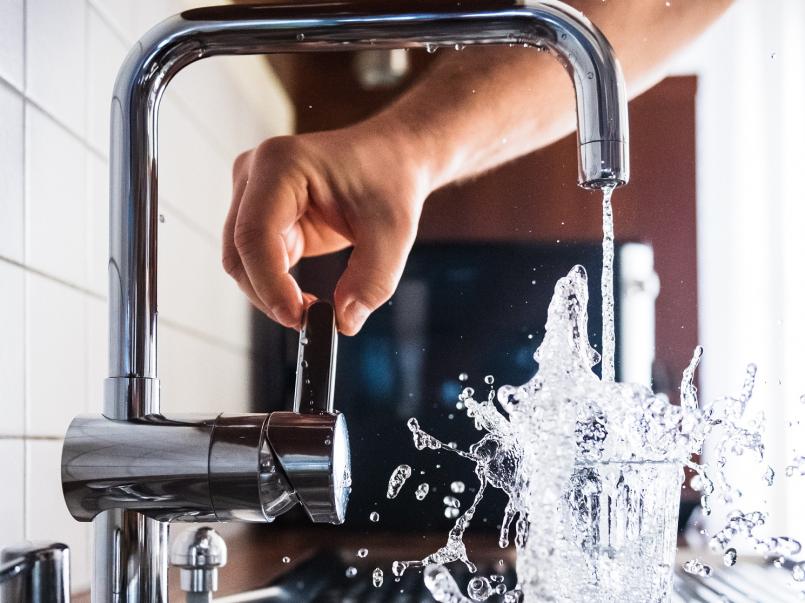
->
[518, 459, 682, 603]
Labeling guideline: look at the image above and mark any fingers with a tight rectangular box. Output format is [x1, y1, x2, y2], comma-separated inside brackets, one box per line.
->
[222, 151, 277, 319]
[333, 217, 416, 336]
[232, 148, 307, 328]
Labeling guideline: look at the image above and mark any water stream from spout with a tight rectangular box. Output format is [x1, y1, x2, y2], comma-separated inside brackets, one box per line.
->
[600, 186, 616, 382]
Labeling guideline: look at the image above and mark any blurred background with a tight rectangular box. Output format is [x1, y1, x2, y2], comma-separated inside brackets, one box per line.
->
[0, 0, 803, 598]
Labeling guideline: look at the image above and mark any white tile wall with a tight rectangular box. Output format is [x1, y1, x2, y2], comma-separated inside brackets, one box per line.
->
[0, 0, 293, 595]
[0, 440, 25, 544]
[25, 272, 87, 437]
[25, 0, 86, 135]
[0, 262, 25, 436]
[86, 5, 127, 154]
[25, 105, 88, 286]
[0, 82, 24, 262]
[86, 152, 108, 295]
[0, 0, 24, 90]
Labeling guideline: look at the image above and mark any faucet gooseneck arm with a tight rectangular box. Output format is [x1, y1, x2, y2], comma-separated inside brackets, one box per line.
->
[95, 2, 628, 601]
[108, 0, 628, 393]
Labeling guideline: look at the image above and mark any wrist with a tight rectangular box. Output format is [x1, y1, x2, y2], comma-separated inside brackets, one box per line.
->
[353, 108, 458, 197]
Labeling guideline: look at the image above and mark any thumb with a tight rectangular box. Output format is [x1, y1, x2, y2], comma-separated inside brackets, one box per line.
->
[334, 223, 416, 335]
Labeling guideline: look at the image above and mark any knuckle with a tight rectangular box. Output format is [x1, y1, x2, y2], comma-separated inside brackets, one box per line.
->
[376, 204, 418, 239]
[232, 222, 262, 259]
[221, 248, 242, 279]
[232, 150, 251, 179]
[254, 135, 299, 164]
[357, 269, 397, 309]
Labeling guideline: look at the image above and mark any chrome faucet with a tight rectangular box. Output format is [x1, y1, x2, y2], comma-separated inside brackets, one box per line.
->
[59, 1, 629, 602]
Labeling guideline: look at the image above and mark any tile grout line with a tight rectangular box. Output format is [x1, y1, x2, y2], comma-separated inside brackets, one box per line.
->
[21, 0, 29, 541]
[85, 0, 94, 421]
[0, 255, 105, 302]
[86, 0, 132, 50]
[0, 254, 253, 358]
[0, 434, 63, 442]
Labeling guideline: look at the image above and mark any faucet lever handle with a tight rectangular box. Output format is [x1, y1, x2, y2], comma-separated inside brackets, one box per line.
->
[293, 300, 338, 414]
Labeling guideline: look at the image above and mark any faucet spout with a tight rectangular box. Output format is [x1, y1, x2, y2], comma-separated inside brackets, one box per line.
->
[96, 1, 628, 601]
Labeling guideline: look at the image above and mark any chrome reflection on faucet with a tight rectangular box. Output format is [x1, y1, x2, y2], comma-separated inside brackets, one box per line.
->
[60, 1, 629, 601]
[62, 302, 349, 595]
[62, 301, 348, 526]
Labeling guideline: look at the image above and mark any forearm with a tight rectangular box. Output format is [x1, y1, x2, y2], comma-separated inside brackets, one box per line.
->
[362, 0, 733, 190]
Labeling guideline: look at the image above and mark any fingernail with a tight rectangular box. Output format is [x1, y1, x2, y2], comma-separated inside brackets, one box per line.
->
[345, 300, 371, 333]
[273, 304, 298, 327]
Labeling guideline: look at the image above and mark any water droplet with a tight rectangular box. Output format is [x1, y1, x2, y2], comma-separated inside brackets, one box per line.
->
[369, 511, 380, 522]
[357, 548, 368, 558]
[444, 506, 459, 519]
[793, 563, 805, 581]
[296, 33, 305, 41]
[282, 556, 290, 564]
[467, 576, 492, 601]
[586, 71, 594, 79]
[443, 495, 460, 508]
[158, 214, 165, 223]
[425, 43, 437, 54]
[345, 566, 358, 578]
[392, 560, 408, 576]
[415, 483, 430, 501]
[372, 567, 384, 587]
[722, 548, 736, 566]
[683, 559, 712, 577]
[459, 372, 469, 382]
[387, 464, 412, 499]
[450, 481, 466, 494]
[484, 375, 494, 385]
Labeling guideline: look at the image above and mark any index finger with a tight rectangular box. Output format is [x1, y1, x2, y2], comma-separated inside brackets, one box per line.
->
[233, 170, 306, 328]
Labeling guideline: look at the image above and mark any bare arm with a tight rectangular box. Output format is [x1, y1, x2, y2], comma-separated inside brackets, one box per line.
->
[223, 0, 732, 335]
[374, 0, 733, 188]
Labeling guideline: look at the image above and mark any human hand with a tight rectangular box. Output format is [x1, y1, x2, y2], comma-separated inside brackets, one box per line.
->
[222, 121, 434, 335]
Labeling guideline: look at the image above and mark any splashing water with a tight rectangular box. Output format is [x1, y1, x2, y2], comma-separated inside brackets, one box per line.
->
[387, 464, 412, 499]
[785, 456, 805, 477]
[388, 263, 781, 602]
[424, 564, 473, 603]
